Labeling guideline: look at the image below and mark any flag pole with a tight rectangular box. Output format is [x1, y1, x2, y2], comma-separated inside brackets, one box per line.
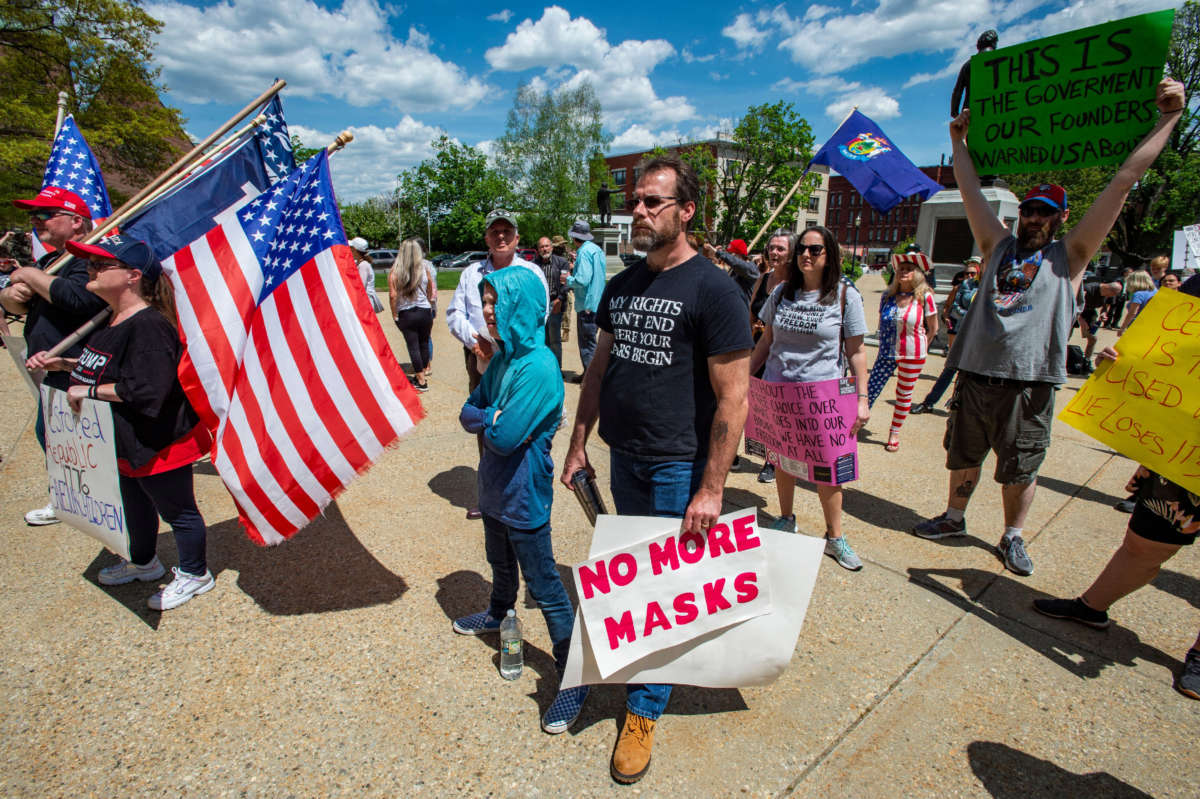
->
[40, 125, 356, 363]
[53, 91, 69, 138]
[746, 106, 858, 253]
[43, 80, 287, 276]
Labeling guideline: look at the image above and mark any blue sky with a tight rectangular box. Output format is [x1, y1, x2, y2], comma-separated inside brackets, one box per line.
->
[146, 1, 1178, 202]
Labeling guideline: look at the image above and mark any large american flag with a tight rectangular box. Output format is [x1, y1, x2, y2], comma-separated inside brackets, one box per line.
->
[164, 150, 423, 545]
[42, 115, 112, 218]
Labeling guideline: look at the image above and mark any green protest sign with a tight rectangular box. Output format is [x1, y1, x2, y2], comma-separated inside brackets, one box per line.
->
[967, 9, 1175, 174]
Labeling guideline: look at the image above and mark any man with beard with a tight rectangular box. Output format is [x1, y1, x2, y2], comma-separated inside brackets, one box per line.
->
[913, 77, 1187, 578]
[533, 236, 570, 368]
[561, 157, 751, 783]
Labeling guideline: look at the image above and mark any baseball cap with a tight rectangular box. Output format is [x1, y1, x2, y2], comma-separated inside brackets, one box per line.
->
[727, 239, 748, 257]
[568, 220, 593, 241]
[1021, 184, 1068, 210]
[347, 236, 369, 252]
[65, 234, 162, 280]
[965, 256, 982, 265]
[485, 209, 519, 231]
[13, 186, 93, 219]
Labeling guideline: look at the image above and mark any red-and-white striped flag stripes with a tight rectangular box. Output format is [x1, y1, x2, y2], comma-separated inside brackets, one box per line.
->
[164, 152, 423, 545]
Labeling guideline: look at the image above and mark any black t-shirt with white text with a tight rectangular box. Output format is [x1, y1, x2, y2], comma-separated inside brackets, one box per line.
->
[596, 254, 752, 461]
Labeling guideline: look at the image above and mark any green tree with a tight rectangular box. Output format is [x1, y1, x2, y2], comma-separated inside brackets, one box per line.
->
[0, 0, 187, 226]
[340, 195, 399, 249]
[396, 136, 511, 253]
[290, 134, 322, 164]
[495, 81, 610, 235]
[714, 101, 818, 242]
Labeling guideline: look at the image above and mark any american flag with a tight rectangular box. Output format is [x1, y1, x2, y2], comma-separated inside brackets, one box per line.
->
[42, 115, 112, 219]
[164, 151, 423, 545]
[256, 95, 295, 183]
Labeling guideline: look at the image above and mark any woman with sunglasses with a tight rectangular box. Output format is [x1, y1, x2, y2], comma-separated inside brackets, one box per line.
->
[865, 252, 938, 452]
[749, 226, 869, 571]
[747, 229, 795, 484]
[26, 236, 214, 611]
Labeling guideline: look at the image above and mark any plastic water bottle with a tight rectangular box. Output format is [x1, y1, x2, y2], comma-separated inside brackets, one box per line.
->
[499, 609, 523, 680]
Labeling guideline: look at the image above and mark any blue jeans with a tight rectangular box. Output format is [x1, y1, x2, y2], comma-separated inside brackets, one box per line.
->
[546, 311, 563, 367]
[120, 465, 208, 575]
[921, 362, 956, 408]
[483, 514, 576, 673]
[577, 311, 598, 373]
[609, 452, 706, 720]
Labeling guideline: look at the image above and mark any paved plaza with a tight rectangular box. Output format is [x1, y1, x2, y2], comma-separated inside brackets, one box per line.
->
[0, 272, 1194, 797]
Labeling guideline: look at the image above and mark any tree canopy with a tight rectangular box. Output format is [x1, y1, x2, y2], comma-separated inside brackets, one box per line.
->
[340, 196, 399, 250]
[395, 136, 512, 253]
[0, 0, 187, 227]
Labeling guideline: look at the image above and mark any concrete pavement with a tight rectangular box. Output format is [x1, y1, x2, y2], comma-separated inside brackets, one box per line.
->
[0, 271, 1194, 797]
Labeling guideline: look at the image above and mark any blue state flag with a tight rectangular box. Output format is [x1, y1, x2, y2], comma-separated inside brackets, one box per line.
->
[123, 133, 271, 260]
[42, 115, 112, 219]
[810, 110, 942, 215]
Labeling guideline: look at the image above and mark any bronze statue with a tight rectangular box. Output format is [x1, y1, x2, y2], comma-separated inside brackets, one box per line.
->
[951, 29, 998, 118]
[596, 183, 615, 226]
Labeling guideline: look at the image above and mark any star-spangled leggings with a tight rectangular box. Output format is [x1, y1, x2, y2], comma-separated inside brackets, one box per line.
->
[867, 355, 926, 439]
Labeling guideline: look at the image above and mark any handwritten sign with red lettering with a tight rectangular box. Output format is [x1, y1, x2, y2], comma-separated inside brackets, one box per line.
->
[1059, 289, 1200, 493]
[745, 377, 859, 485]
[573, 508, 773, 677]
[41, 385, 130, 559]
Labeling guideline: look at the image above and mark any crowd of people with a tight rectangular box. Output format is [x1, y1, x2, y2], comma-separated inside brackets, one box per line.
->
[0, 76, 1195, 785]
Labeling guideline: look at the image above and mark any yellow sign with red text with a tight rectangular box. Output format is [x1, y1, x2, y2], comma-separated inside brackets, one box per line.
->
[1059, 289, 1200, 493]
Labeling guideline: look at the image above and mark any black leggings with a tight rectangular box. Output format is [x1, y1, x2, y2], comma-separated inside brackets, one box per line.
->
[120, 465, 207, 575]
[395, 307, 433, 374]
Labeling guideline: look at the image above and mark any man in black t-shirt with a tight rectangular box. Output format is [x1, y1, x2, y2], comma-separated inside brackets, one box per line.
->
[1, 186, 106, 526]
[562, 156, 752, 784]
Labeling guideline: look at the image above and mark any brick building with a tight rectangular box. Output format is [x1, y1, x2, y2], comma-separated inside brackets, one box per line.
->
[826, 165, 955, 263]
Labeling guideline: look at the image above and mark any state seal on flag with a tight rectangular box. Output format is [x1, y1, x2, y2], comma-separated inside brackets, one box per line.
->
[838, 133, 892, 162]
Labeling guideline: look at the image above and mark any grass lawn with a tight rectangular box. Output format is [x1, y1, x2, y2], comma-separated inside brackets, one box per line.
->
[374, 269, 462, 292]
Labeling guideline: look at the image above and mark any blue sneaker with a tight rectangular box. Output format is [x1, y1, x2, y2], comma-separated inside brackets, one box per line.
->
[768, 514, 796, 533]
[542, 685, 590, 734]
[452, 611, 501, 635]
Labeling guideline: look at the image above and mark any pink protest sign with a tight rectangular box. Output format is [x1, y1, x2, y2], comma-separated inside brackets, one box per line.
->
[745, 376, 859, 485]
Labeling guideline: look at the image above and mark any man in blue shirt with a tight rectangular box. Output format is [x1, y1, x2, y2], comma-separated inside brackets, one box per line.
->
[566, 220, 606, 378]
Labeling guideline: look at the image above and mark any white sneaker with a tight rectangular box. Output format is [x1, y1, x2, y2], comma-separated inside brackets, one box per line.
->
[24, 503, 60, 526]
[148, 567, 215, 611]
[98, 556, 166, 586]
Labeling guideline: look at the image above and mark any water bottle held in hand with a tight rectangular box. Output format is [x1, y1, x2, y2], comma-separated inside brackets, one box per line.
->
[499, 609, 523, 680]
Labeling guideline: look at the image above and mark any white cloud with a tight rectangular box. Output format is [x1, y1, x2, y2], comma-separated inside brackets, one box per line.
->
[148, 0, 490, 110]
[609, 121, 731, 153]
[293, 116, 443, 202]
[681, 47, 716, 64]
[709, 72, 729, 82]
[486, 9, 513, 22]
[485, 6, 694, 127]
[722, 13, 768, 49]
[772, 76, 901, 120]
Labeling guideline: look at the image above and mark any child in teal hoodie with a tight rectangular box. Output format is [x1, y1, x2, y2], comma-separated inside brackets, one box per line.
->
[453, 266, 588, 734]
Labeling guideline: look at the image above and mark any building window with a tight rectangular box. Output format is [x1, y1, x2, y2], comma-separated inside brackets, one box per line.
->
[611, 168, 626, 187]
[633, 167, 642, 184]
[806, 220, 817, 228]
[807, 194, 820, 212]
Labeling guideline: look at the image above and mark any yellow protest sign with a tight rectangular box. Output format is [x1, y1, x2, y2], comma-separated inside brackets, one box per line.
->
[1059, 288, 1200, 493]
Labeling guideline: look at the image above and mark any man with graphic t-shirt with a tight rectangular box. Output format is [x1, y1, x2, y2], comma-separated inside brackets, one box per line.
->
[913, 77, 1187, 578]
[561, 156, 752, 784]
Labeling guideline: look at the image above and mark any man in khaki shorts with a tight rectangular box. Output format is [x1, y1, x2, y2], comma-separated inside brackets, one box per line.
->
[913, 77, 1187, 577]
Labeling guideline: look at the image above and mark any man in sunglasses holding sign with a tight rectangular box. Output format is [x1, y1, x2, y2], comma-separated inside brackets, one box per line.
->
[1, 187, 108, 526]
[562, 157, 751, 783]
[913, 77, 1187, 578]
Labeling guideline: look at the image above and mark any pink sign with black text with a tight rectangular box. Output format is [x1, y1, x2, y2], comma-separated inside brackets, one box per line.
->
[745, 377, 860, 485]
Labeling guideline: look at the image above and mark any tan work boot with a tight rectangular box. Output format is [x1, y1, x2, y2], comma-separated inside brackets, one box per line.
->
[610, 710, 656, 783]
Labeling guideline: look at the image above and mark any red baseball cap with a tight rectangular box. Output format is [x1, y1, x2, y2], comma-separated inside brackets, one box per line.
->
[12, 186, 93, 219]
[1020, 184, 1068, 211]
[727, 239, 749, 257]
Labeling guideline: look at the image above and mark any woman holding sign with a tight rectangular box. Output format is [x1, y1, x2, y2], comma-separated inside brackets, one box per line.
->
[866, 252, 938, 452]
[26, 236, 214, 611]
[748, 226, 870, 571]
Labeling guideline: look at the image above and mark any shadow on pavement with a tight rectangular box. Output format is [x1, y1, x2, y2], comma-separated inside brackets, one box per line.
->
[789, 481, 937, 538]
[428, 465, 477, 512]
[207, 501, 407, 615]
[908, 567, 1179, 680]
[83, 550, 164, 630]
[1152, 568, 1200, 611]
[967, 741, 1154, 798]
[1035, 475, 1125, 508]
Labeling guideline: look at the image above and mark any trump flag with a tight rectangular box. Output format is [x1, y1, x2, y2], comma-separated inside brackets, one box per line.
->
[164, 151, 423, 545]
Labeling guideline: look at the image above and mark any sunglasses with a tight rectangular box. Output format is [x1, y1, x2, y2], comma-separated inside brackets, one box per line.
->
[1019, 203, 1058, 218]
[633, 194, 677, 211]
[85, 260, 128, 274]
[797, 243, 825, 257]
[28, 210, 73, 222]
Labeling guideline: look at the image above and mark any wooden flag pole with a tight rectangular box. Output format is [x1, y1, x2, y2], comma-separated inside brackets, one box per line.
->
[746, 106, 858, 253]
[43, 80, 287, 276]
[53, 91, 69, 138]
[326, 130, 354, 154]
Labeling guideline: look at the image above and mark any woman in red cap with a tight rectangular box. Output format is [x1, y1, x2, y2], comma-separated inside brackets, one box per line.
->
[26, 235, 214, 610]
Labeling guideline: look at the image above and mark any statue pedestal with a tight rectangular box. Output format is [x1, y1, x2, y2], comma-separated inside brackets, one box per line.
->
[591, 226, 624, 274]
[915, 185, 1019, 286]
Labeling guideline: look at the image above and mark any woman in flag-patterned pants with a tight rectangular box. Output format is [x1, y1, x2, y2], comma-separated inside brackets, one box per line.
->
[866, 253, 938, 452]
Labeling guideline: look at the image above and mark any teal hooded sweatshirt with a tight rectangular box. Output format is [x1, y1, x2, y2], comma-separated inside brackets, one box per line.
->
[458, 266, 564, 528]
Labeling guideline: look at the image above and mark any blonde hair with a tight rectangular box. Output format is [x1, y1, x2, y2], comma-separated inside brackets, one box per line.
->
[887, 261, 932, 303]
[389, 239, 426, 300]
[1148, 255, 1169, 274]
[1124, 269, 1154, 297]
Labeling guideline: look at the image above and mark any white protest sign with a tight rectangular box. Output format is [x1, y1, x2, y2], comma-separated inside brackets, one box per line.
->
[561, 508, 823, 689]
[40, 385, 130, 560]
[574, 509, 773, 677]
[3, 335, 42, 402]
